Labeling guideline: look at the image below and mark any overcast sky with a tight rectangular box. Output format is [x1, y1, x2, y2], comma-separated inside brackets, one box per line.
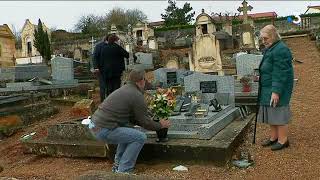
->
[0, 1, 319, 32]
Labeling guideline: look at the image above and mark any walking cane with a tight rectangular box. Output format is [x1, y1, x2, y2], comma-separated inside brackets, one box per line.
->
[252, 77, 261, 144]
[252, 103, 259, 144]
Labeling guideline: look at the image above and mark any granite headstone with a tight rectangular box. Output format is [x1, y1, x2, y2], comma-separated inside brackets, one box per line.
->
[184, 73, 235, 106]
[154, 68, 194, 87]
[51, 57, 78, 84]
[236, 53, 263, 76]
[135, 52, 154, 70]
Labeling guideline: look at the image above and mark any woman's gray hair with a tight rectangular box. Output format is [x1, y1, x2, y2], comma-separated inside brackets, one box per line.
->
[128, 67, 145, 82]
[260, 24, 281, 42]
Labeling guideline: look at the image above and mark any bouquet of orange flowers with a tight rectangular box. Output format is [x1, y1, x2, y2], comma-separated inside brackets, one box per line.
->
[149, 87, 176, 119]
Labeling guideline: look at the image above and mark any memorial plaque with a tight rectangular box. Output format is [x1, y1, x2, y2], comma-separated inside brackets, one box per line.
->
[200, 81, 217, 93]
[167, 72, 177, 86]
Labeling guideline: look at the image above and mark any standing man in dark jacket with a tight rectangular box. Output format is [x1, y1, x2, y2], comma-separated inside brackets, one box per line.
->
[93, 34, 109, 102]
[90, 68, 171, 173]
[100, 34, 129, 96]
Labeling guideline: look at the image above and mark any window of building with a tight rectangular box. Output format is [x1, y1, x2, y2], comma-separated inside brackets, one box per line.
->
[136, 30, 143, 38]
[216, 23, 222, 31]
[27, 42, 32, 55]
[201, 24, 208, 34]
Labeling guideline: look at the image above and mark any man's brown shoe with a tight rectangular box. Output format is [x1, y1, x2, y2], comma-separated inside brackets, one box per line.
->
[261, 139, 278, 147]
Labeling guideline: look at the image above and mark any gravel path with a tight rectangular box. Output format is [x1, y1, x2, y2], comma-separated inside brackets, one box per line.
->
[0, 36, 319, 180]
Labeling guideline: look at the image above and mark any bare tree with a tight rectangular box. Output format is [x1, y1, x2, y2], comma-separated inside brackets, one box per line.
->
[73, 8, 147, 33]
[103, 7, 148, 31]
[10, 24, 22, 49]
[74, 14, 105, 34]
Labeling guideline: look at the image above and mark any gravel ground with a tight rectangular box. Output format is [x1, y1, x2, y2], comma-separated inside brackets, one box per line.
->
[0, 37, 319, 180]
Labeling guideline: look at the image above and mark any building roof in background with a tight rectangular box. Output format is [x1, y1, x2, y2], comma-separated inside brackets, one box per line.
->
[307, 5, 320, 9]
[305, 5, 320, 14]
[212, 11, 277, 22]
[0, 24, 15, 39]
[149, 21, 165, 27]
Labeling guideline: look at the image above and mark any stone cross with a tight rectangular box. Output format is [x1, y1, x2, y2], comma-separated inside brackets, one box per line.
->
[143, 23, 149, 40]
[127, 24, 135, 66]
[89, 36, 96, 55]
[237, 0, 253, 24]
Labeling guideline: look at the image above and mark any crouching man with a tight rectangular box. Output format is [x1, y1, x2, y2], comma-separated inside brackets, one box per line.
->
[90, 68, 171, 173]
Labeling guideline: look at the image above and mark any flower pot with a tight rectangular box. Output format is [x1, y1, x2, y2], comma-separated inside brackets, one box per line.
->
[242, 84, 251, 92]
[156, 128, 168, 142]
[154, 117, 169, 142]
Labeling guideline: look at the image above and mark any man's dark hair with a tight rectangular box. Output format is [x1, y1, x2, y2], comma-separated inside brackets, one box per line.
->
[108, 34, 119, 44]
[104, 34, 111, 41]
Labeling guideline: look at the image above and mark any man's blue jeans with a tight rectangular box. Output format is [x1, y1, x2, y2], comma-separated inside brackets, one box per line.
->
[92, 127, 147, 173]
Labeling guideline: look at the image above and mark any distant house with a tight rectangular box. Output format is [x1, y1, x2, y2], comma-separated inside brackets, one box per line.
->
[238, 12, 278, 21]
[0, 24, 16, 67]
[305, 5, 320, 14]
[20, 19, 50, 58]
[149, 20, 165, 28]
[212, 11, 278, 23]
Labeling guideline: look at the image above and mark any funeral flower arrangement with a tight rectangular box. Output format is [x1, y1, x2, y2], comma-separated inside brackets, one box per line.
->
[240, 75, 252, 86]
[149, 88, 176, 119]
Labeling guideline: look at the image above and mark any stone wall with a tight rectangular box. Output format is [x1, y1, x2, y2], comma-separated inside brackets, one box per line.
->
[251, 16, 320, 34]
[232, 15, 320, 43]
[155, 27, 195, 49]
[0, 36, 15, 67]
[159, 48, 191, 69]
[51, 39, 93, 62]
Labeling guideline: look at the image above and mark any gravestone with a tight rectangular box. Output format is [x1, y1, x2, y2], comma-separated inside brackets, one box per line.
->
[0, 67, 15, 82]
[15, 64, 50, 80]
[236, 53, 262, 76]
[192, 9, 224, 75]
[135, 52, 154, 70]
[154, 68, 194, 87]
[142, 73, 241, 140]
[166, 71, 177, 86]
[51, 57, 78, 84]
[184, 73, 235, 105]
[166, 56, 179, 69]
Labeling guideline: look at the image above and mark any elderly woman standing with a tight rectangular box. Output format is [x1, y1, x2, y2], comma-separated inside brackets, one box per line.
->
[258, 25, 294, 151]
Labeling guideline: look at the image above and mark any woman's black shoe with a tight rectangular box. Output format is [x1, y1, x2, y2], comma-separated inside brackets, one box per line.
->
[271, 141, 289, 151]
[261, 139, 278, 147]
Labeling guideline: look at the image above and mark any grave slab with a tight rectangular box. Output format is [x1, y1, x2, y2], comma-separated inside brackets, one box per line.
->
[22, 139, 107, 158]
[20, 114, 253, 165]
[143, 107, 241, 140]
